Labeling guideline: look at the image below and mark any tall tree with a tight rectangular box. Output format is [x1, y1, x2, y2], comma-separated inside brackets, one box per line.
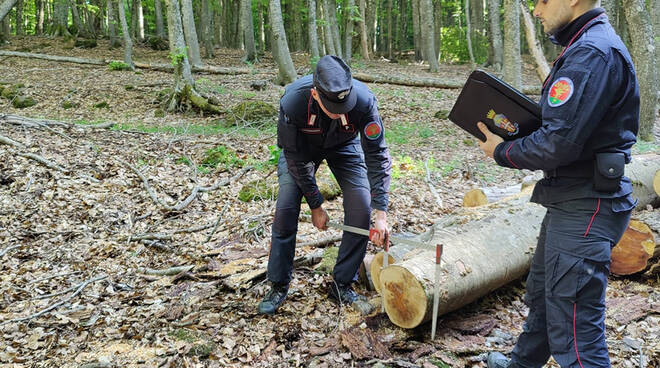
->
[520, 2, 548, 82]
[344, 0, 355, 64]
[488, 0, 502, 70]
[36, 0, 45, 34]
[420, 0, 439, 71]
[242, 0, 257, 61]
[502, 0, 521, 90]
[358, 0, 369, 60]
[154, 0, 165, 38]
[412, 0, 422, 60]
[308, 0, 320, 60]
[15, 0, 22, 35]
[464, 0, 475, 64]
[433, 0, 442, 61]
[181, 0, 202, 66]
[136, 0, 144, 40]
[623, 0, 658, 141]
[107, 0, 120, 47]
[321, 0, 336, 55]
[70, 0, 85, 35]
[386, 0, 393, 58]
[116, 0, 134, 69]
[51, 0, 71, 36]
[651, 0, 659, 94]
[269, 0, 296, 84]
[327, 0, 341, 57]
[201, 0, 214, 57]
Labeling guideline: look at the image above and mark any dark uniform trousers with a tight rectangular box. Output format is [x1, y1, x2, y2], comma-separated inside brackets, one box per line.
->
[511, 197, 633, 368]
[267, 139, 371, 286]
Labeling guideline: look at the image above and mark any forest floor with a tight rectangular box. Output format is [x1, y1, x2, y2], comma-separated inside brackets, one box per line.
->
[0, 36, 659, 368]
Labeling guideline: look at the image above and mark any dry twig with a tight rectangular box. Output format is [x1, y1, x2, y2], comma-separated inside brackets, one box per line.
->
[425, 158, 444, 209]
[0, 275, 107, 326]
[118, 158, 251, 211]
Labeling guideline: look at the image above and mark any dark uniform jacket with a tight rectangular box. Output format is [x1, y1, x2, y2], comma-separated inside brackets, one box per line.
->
[277, 75, 392, 211]
[493, 8, 640, 205]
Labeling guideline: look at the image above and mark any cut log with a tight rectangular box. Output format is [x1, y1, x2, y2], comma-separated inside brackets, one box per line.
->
[627, 154, 660, 208]
[610, 218, 658, 275]
[369, 243, 424, 293]
[461, 154, 659, 209]
[379, 190, 545, 329]
[351, 72, 542, 95]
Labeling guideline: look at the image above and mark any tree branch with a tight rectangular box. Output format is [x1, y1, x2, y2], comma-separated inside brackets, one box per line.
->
[1, 275, 108, 326]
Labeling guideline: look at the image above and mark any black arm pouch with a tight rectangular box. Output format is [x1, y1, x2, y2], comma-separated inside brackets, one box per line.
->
[593, 152, 624, 193]
[277, 114, 299, 152]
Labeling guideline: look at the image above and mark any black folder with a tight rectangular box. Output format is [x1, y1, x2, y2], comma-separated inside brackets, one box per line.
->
[449, 70, 541, 142]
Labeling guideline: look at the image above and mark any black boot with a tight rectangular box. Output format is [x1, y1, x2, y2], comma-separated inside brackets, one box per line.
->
[487, 352, 512, 368]
[258, 283, 289, 315]
[328, 282, 367, 305]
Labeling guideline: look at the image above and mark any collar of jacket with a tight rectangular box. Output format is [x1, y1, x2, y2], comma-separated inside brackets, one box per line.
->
[549, 7, 605, 46]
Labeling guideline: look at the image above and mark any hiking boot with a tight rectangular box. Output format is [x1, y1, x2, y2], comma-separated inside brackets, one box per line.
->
[487, 352, 512, 368]
[257, 283, 288, 315]
[328, 282, 367, 305]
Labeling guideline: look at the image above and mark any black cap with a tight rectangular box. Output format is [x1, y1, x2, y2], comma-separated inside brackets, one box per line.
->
[313, 55, 357, 114]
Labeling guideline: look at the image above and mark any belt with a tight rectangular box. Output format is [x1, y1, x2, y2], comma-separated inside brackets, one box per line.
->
[544, 161, 594, 179]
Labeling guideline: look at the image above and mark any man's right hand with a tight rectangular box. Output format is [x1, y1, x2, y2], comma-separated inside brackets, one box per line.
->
[311, 206, 329, 230]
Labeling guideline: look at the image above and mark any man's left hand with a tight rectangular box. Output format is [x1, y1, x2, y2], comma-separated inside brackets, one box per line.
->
[370, 209, 389, 247]
[477, 122, 504, 159]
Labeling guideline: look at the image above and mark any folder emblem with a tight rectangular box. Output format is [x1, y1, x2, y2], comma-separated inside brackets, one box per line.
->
[487, 109, 519, 136]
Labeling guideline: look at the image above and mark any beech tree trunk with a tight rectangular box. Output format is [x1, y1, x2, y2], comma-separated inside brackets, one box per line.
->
[502, 0, 521, 90]
[462, 184, 522, 207]
[327, 0, 341, 58]
[201, 0, 214, 58]
[51, 0, 71, 36]
[116, 0, 134, 68]
[0, 0, 18, 27]
[269, 0, 296, 85]
[520, 2, 549, 83]
[15, 0, 22, 35]
[464, 0, 475, 64]
[321, 0, 336, 55]
[488, 0, 502, 70]
[420, 0, 439, 71]
[622, 0, 658, 141]
[181, 0, 202, 66]
[107, 0, 120, 47]
[344, 0, 355, 64]
[379, 192, 544, 328]
[36, 0, 45, 34]
[308, 0, 319, 60]
[358, 0, 369, 60]
[154, 0, 165, 38]
[242, 0, 257, 62]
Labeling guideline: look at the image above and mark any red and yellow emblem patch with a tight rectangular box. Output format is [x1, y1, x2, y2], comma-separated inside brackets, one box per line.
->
[364, 122, 382, 140]
[548, 77, 574, 107]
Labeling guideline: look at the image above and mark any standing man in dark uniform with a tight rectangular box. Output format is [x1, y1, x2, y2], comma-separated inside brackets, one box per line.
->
[478, 0, 639, 367]
[258, 55, 392, 315]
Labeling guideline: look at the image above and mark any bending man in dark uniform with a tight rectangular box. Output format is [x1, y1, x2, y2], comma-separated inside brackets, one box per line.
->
[258, 55, 392, 315]
[479, 0, 640, 367]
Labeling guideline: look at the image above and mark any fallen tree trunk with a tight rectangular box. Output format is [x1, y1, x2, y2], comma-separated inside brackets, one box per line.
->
[352, 72, 542, 95]
[379, 190, 545, 329]
[0, 50, 252, 75]
[611, 210, 660, 276]
[627, 154, 660, 208]
[462, 184, 521, 207]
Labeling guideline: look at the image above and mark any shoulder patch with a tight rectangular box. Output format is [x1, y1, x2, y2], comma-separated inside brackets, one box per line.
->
[548, 77, 574, 107]
[364, 121, 382, 140]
